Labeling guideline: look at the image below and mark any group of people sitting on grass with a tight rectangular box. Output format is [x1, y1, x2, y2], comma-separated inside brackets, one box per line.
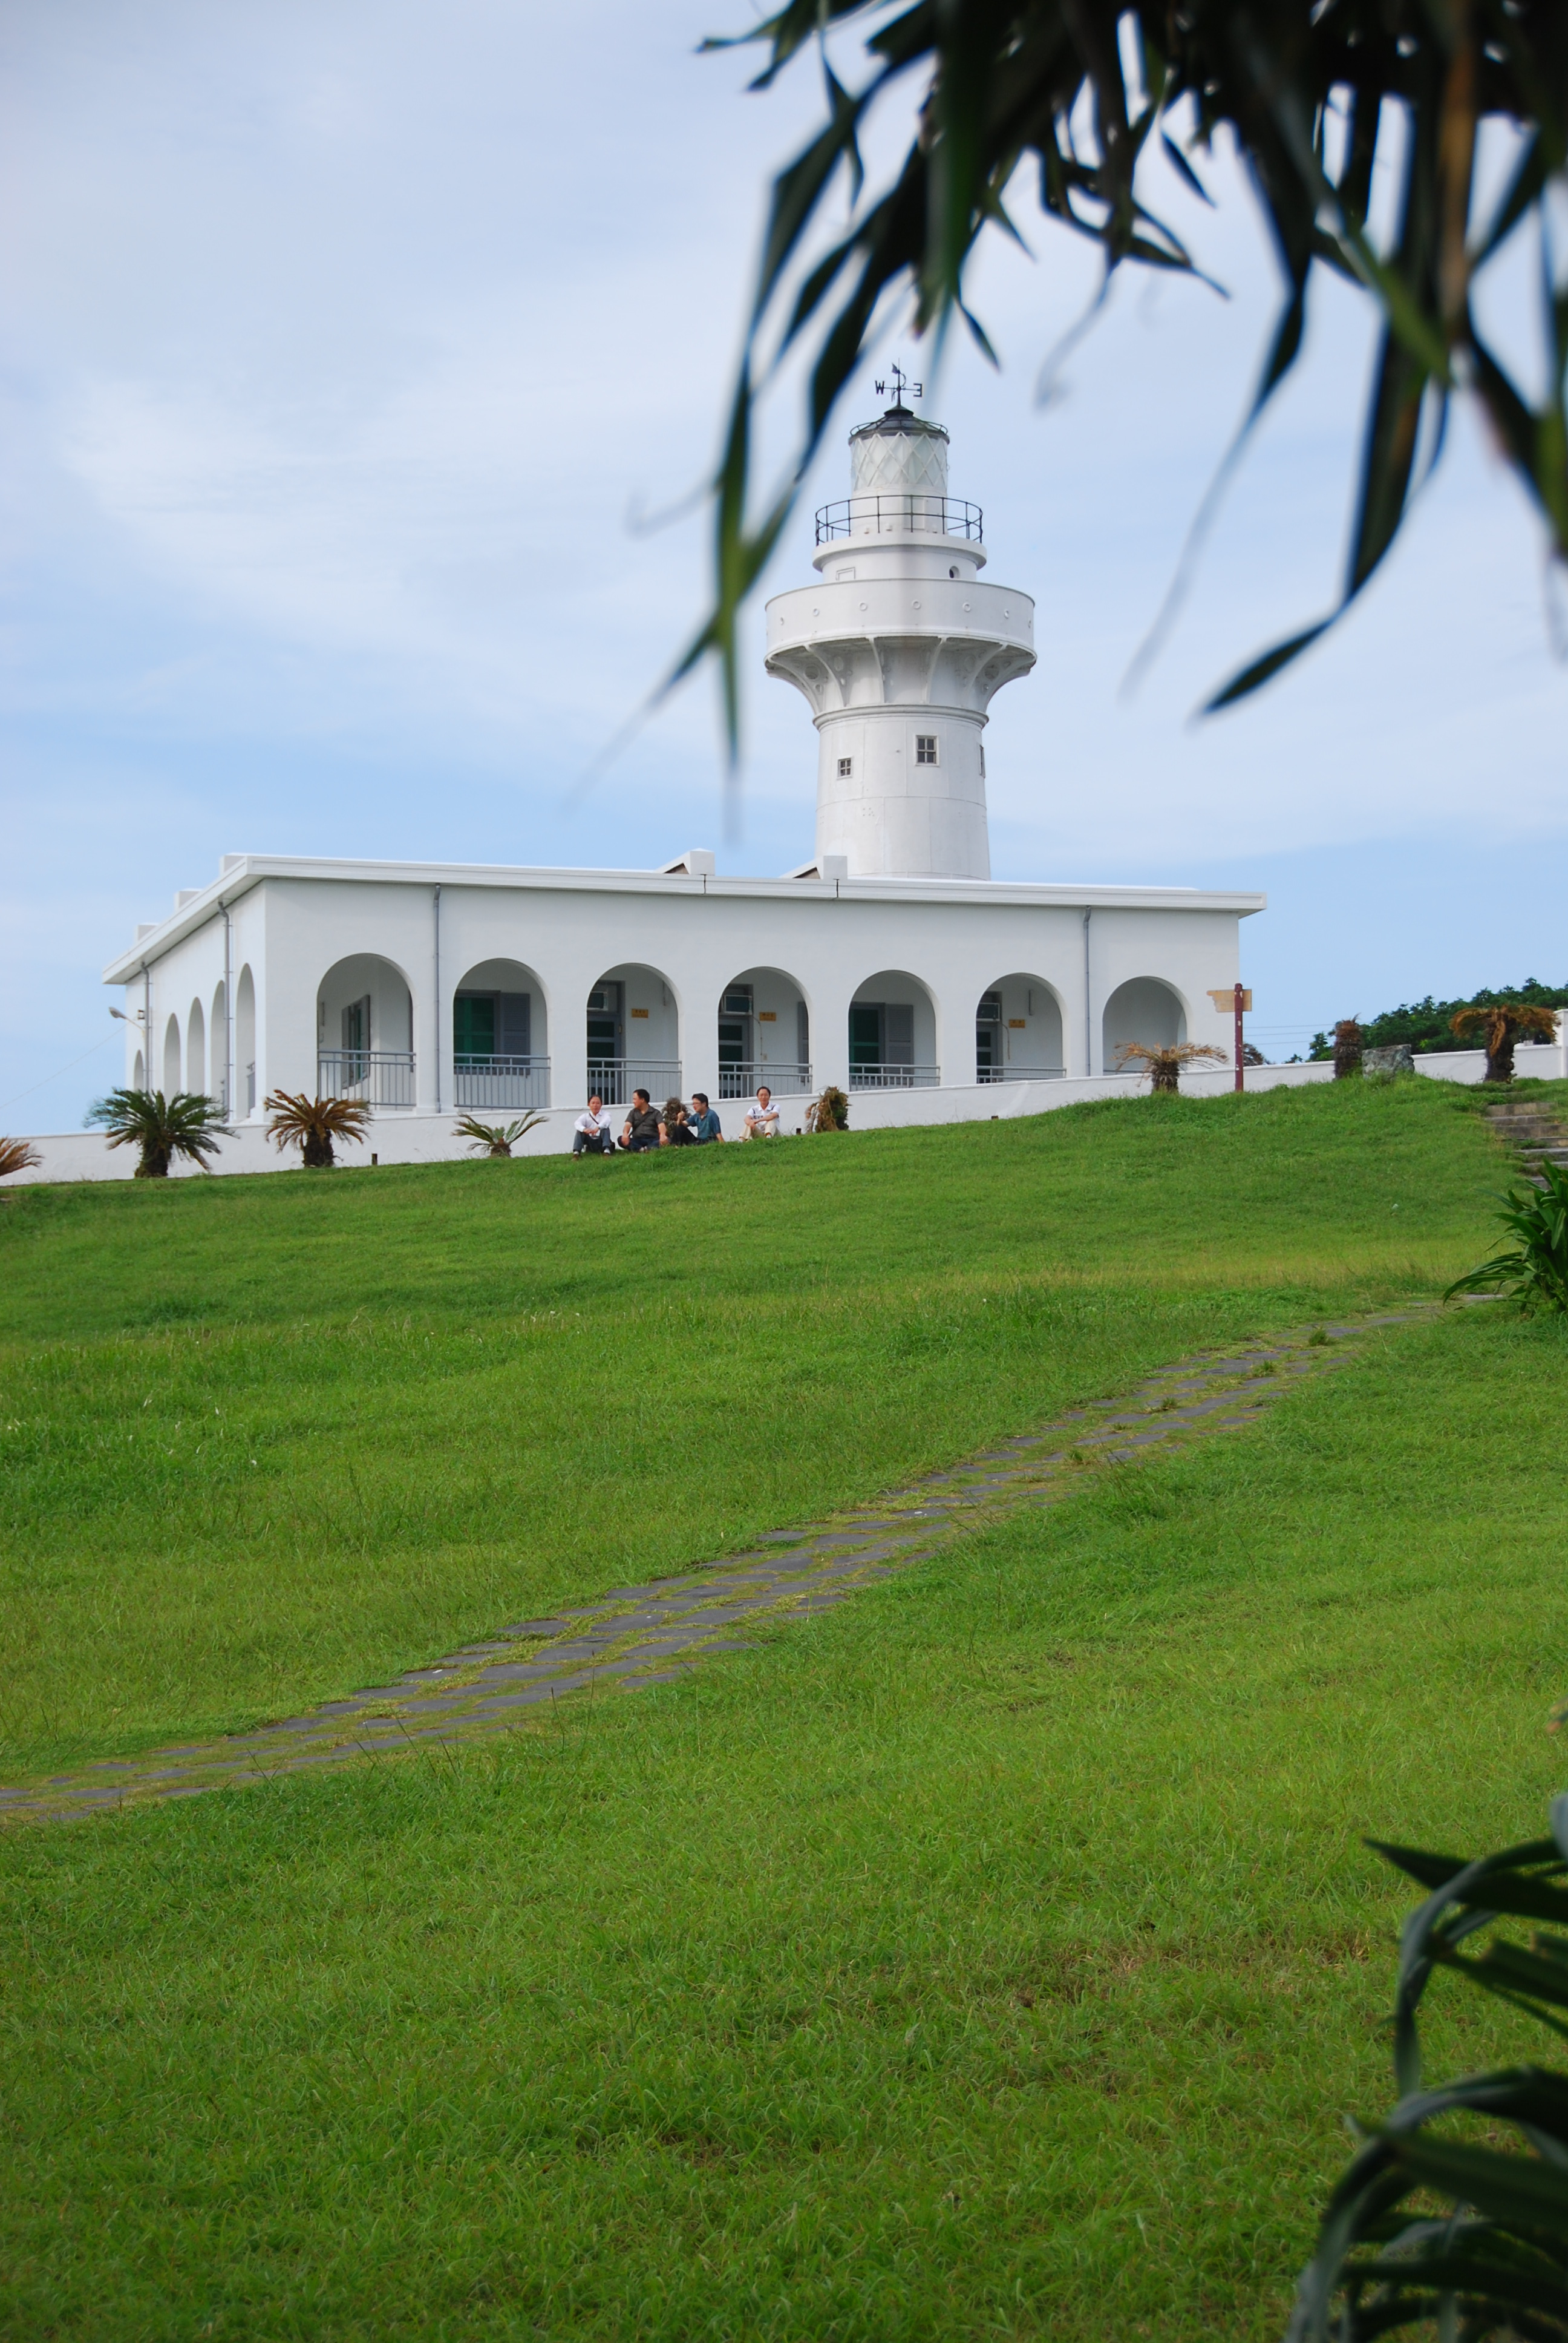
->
[571, 1086, 782, 1155]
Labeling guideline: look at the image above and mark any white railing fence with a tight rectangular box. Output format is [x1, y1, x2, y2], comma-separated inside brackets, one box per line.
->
[318, 1050, 417, 1109]
[718, 1061, 812, 1100]
[849, 1063, 941, 1090]
[454, 1056, 551, 1111]
[585, 1058, 682, 1108]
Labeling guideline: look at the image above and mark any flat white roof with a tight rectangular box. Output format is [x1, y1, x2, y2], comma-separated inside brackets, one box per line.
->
[103, 853, 1266, 983]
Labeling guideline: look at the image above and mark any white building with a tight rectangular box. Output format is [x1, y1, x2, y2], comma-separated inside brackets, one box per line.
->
[94, 400, 1265, 1164]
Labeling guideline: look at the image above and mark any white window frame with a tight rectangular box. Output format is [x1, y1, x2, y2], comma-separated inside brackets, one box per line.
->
[914, 733, 939, 766]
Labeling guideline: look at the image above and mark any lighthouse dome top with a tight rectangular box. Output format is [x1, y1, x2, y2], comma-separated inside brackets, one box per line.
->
[848, 402, 950, 499]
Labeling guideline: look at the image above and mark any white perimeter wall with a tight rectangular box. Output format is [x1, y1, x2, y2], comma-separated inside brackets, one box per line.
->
[12, 1044, 1564, 1185]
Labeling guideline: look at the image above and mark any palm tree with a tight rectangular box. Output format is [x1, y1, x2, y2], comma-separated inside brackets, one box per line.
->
[0, 1138, 42, 1179]
[1115, 1042, 1226, 1095]
[86, 1089, 232, 1179]
[1451, 1002, 1559, 1084]
[1333, 1021, 1365, 1081]
[452, 1112, 546, 1158]
[263, 1092, 372, 1169]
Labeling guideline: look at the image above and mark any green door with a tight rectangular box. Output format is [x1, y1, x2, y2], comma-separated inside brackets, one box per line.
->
[849, 1004, 882, 1067]
[453, 994, 496, 1066]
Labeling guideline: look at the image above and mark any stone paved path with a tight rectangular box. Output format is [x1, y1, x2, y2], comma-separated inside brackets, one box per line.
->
[1, 1309, 1433, 1825]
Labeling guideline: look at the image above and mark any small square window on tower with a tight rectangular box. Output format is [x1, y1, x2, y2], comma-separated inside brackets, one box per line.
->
[915, 734, 938, 765]
[837, 756, 853, 778]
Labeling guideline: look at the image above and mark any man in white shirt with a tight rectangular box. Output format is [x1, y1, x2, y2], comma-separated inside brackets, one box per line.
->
[742, 1085, 781, 1139]
[572, 1095, 615, 1156]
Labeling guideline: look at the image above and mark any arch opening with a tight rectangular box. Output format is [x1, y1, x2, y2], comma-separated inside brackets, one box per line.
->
[976, 975, 1063, 1084]
[210, 981, 227, 1111]
[586, 965, 679, 1107]
[236, 967, 256, 1115]
[849, 970, 938, 1089]
[317, 954, 415, 1110]
[163, 1014, 181, 1096]
[186, 998, 207, 1101]
[452, 959, 550, 1111]
[716, 966, 812, 1101]
[1103, 978, 1186, 1068]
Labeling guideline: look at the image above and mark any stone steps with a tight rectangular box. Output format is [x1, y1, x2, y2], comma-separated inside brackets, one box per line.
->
[1484, 1103, 1568, 1184]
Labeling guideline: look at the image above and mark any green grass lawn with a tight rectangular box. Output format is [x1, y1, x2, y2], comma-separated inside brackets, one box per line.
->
[2, 1077, 1563, 2339]
[2, 1302, 1565, 2339]
[0, 1077, 1522, 1775]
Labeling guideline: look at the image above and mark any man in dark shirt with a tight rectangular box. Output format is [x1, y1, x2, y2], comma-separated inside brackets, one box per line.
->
[687, 1092, 723, 1144]
[619, 1089, 662, 1152]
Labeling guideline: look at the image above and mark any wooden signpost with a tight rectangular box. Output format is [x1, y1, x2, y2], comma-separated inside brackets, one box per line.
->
[1207, 985, 1253, 1091]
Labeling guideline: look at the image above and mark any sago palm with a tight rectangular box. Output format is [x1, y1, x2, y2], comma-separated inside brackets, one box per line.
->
[452, 1112, 546, 1158]
[1115, 1042, 1226, 1095]
[1452, 1003, 1559, 1084]
[86, 1089, 231, 1179]
[0, 1137, 42, 1179]
[264, 1092, 372, 1169]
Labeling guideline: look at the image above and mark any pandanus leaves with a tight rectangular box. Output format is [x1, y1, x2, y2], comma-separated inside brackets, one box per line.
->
[1288, 1801, 1568, 2340]
[1446, 1159, 1568, 1314]
[684, 0, 1568, 753]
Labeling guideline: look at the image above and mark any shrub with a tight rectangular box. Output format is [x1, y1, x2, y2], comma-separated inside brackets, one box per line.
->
[1445, 1161, 1568, 1315]
[805, 1086, 849, 1132]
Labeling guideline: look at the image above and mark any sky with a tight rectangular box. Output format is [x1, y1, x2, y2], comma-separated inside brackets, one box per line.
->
[3, 0, 1565, 1128]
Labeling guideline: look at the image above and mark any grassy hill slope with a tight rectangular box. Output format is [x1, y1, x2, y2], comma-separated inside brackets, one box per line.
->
[0, 1079, 1511, 1774]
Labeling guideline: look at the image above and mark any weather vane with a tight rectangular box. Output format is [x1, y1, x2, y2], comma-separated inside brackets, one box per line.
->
[874, 362, 923, 407]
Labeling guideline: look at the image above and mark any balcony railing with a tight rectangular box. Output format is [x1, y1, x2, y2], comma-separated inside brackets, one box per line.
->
[849, 1063, 941, 1090]
[978, 1066, 1065, 1084]
[586, 1057, 681, 1108]
[454, 1055, 551, 1110]
[318, 1049, 416, 1109]
[718, 1061, 812, 1100]
[814, 493, 982, 545]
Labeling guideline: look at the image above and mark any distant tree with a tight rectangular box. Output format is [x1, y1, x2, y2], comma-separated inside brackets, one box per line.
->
[686, 0, 1568, 741]
[86, 1089, 231, 1179]
[1452, 1000, 1560, 1083]
[1116, 1040, 1226, 1092]
[1314, 985, 1568, 1062]
[264, 1093, 372, 1170]
[0, 1138, 42, 1179]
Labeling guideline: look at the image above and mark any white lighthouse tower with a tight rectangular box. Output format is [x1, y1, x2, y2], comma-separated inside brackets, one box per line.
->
[765, 388, 1036, 879]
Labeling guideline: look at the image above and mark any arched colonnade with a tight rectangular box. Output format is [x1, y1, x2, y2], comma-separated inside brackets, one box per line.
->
[152, 954, 1195, 1118]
